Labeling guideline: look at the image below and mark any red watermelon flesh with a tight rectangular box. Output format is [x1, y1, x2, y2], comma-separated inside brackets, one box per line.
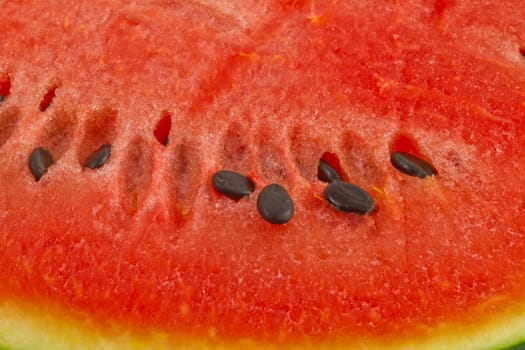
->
[1, 0, 525, 348]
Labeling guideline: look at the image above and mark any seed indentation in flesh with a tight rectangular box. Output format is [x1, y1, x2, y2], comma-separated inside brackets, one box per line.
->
[212, 170, 255, 200]
[257, 184, 294, 224]
[0, 107, 19, 148]
[121, 137, 153, 214]
[29, 147, 54, 181]
[0, 95, 4, 104]
[317, 159, 341, 183]
[323, 181, 376, 215]
[83, 144, 111, 169]
[390, 151, 436, 178]
[221, 121, 250, 171]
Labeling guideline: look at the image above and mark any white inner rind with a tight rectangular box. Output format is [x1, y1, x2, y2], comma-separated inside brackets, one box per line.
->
[1, 299, 525, 350]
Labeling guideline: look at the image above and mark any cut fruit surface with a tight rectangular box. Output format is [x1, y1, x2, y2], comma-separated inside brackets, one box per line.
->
[1, 0, 525, 349]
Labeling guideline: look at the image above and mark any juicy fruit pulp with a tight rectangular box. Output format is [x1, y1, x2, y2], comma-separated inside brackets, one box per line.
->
[1, 0, 525, 349]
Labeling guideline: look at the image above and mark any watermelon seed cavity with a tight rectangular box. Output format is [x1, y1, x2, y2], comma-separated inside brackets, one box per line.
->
[323, 181, 376, 215]
[0, 76, 10, 104]
[317, 159, 341, 183]
[39, 86, 57, 112]
[390, 151, 436, 178]
[257, 184, 294, 224]
[82, 144, 111, 169]
[77, 108, 117, 168]
[211, 170, 255, 200]
[29, 147, 54, 181]
[154, 112, 172, 146]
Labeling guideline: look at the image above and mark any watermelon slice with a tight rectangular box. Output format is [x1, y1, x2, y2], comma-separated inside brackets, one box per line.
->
[1, 0, 525, 349]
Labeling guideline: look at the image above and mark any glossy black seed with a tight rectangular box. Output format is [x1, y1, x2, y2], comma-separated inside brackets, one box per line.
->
[29, 147, 54, 181]
[0, 95, 4, 104]
[83, 144, 111, 169]
[317, 159, 341, 183]
[257, 184, 294, 224]
[390, 151, 436, 178]
[324, 181, 375, 215]
[211, 170, 255, 200]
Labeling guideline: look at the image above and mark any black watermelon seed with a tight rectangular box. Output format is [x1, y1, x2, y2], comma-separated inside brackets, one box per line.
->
[257, 184, 294, 224]
[29, 147, 54, 181]
[324, 181, 376, 215]
[317, 159, 341, 183]
[211, 170, 255, 200]
[0, 95, 4, 104]
[83, 144, 111, 169]
[390, 151, 436, 178]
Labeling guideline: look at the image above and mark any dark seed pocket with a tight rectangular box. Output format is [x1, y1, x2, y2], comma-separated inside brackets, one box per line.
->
[0, 76, 11, 104]
[39, 86, 57, 112]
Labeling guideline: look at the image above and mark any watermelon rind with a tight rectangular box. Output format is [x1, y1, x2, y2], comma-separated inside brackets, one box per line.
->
[2, 299, 525, 350]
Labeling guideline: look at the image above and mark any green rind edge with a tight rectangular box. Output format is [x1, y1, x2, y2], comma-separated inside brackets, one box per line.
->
[505, 342, 525, 350]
